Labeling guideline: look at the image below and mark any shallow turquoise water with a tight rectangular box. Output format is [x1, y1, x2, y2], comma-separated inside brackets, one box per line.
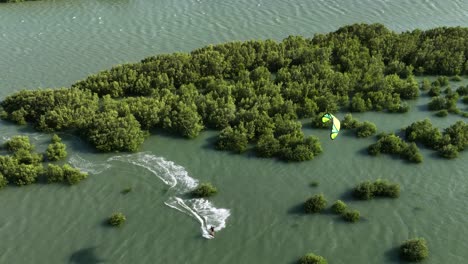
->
[0, 1, 467, 263]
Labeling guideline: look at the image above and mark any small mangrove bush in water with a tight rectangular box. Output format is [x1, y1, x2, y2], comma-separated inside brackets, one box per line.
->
[400, 238, 429, 262]
[192, 183, 217, 197]
[368, 133, 423, 163]
[353, 180, 400, 200]
[331, 200, 347, 214]
[342, 210, 360, 222]
[304, 194, 327, 213]
[299, 253, 328, 264]
[404, 119, 467, 159]
[108, 212, 126, 227]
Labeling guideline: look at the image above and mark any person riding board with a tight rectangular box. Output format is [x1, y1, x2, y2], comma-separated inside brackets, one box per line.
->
[209, 226, 215, 237]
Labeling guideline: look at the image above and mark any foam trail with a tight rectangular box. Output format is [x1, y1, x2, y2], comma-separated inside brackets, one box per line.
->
[108, 152, 198, 191]
[68, 154, 111, 174]
[165, 197, 231, 239]
[108, 152, 230, 239]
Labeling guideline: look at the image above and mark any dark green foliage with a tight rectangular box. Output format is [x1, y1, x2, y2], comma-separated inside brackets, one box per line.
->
[428, 97, 447, 111]
[46, 134, 67, 161]
[442, 121, 468, 151]
[435, 110, 448, 117]
[451, 75, 462, 81]
[463, 96, 468, 104]
[122, 187, 132, 194]
[420, 79, 431, 91]
[304, 194, 327, 213]
[434, 76, 449, 87]
[216, 126, 248, 153]
[2, 24, 468, 159]
[456, 85, 468, 96]
[84, 111, 147, 152]
[62, 164, 88, 185]
[192, 183, 217, 197]
[46, 164, 64, 183]
[4, 136, 34, 153]
[353, 180, 400, 200]
[368, 133, 422, 163]
[356, 121, 377, 138]
[108, 212, 126, 227]
[404, 119, 467, 158]
[256, 133, 280, 157]
[310, 181, 319, 187]
[341, 113, 358, 129]
[299, 253, 328, 264]
[13, 149, 43, 165]
[0, 173, 8, 189]
[400, 238, 429, 262]
[438, 144, 459, 159]
[45, 164, 87, 185]
[428, 85, 441, 97]
[331, 200, 347, 214]
[402, 142, 423, 163]
[404, 119, 442, 148]
[342, 210, 360, 222]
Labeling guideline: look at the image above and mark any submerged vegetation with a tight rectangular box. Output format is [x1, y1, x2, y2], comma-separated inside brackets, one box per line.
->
[400, 238, 429, 262]
[0, 24, 467, 161]
[299, 253, 328, 264]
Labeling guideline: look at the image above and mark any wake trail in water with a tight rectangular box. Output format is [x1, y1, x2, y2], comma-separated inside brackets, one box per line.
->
[68, 154, 111, 174]
[108, 152, 230, 239]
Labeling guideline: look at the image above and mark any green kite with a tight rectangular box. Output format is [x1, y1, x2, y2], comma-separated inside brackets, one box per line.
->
[321, 113, 341, 140]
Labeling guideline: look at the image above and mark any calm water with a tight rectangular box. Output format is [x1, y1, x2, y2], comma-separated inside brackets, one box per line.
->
[0, 0, 467, 263]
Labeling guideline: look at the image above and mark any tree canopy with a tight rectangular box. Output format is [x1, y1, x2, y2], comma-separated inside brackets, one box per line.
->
[1, 24, 467, 161]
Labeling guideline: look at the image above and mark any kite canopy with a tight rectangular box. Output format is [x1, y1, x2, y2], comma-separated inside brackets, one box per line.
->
[321, 113, 341, 140]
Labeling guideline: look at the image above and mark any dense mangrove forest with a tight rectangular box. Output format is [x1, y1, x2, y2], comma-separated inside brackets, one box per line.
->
[1, 23, 467, 161]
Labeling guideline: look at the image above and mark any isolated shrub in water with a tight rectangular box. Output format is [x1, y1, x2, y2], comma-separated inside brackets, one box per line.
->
[299, 253, 328, 264]
[331, 200, 347, 214]
[343, 210, 360, 222]
[438, 144, 459, 159]
[353, 180, 400, 199]
[435, 110, 448, 117]
[304, 194, 327, 213]
[400, 238, 429, 262]
[192, 183, 217, 197]
[108, 212, 126, 227]
[427, 97, 446, 111]
[356, 121, 377, 138]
